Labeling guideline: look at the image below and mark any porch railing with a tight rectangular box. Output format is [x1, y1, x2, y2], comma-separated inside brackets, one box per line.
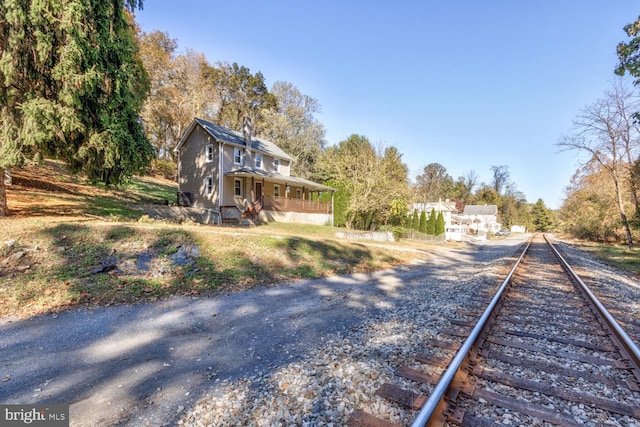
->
[262, 195, 332, 214]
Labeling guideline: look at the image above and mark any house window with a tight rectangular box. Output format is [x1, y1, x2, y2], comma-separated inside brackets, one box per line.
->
[255, 153, 263, 169]
[274, 185, 280, 198]
[205, 176, 213, 196]
[234, 179, 242, 197]
[206, 144, 214, 163]
[234, 148, 243, 165]
[274, 159, 280, 172]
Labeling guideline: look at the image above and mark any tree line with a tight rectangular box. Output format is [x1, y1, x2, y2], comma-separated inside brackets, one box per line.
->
[558, 14, 640, 248]
[0, 1, 554, 232]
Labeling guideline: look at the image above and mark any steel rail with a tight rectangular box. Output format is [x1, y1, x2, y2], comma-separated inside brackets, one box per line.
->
[544, 235, 640, 369]
[410, 238, 532, 427]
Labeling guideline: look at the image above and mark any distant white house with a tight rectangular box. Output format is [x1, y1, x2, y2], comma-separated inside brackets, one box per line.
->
[448, 214, 472, 241]
[511, 225, 526, 233]
[412, 200, 458, 221]
[410, 201, 502, 242]
[412, 199, 468, 241]
[460, 205, 501, 239]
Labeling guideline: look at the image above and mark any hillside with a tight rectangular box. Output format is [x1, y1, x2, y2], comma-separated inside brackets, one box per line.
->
[0, 162, 422, 319]
[6, 159, 177, 218]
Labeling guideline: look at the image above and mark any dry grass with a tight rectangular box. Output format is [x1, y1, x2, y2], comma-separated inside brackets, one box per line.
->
[1, 162, 429, 318]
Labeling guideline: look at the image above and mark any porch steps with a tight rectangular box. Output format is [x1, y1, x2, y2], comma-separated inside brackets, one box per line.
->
[240, 217, 256, 227]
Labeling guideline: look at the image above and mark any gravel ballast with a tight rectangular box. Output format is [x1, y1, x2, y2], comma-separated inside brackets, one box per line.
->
[176, 239, 525, 426]
[179, 235, 640, 427]
[4, 235, 637, 426]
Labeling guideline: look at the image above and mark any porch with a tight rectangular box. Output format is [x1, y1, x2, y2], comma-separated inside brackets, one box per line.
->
[221, 195, 332, 226]
[262, 195, 331, 213]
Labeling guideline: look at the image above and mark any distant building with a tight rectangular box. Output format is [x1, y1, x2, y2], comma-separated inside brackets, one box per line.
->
[511, 225, 526, 233]
[460, 205, 501, 239]
[412, 199, 468, 241]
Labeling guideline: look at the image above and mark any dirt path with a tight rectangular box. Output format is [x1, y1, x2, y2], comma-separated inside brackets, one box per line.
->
[0, 238, 526, 426]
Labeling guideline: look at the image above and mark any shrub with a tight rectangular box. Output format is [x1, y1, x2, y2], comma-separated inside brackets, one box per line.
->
[151, 159, 177, 180]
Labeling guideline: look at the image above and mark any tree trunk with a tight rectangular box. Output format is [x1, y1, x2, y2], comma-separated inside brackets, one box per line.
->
[614, 177, 633, 247]
[626, 161, 640, 217]
[0, 168, 9, 217]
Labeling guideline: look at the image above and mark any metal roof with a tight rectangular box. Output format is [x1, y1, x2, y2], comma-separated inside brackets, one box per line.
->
[462, 205, 498, 215]
[174, 118, 293, 162]
[413, 201, 458, 213]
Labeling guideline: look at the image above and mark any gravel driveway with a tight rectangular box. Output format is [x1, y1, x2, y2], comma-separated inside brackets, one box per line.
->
[0, 237, 528, 426]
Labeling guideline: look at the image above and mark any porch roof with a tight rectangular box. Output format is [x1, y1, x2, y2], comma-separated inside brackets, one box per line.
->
[225, 167, 335, 192]
[451, 214, 473, 224]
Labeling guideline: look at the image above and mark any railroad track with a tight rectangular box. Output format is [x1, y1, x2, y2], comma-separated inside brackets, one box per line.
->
[348, 234, 640, 426]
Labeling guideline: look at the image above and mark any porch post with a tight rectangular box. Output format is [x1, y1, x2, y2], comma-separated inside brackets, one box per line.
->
[218, 142, 224, 222]
[285, 182, 289, 210]
[251, 177, 255, 204]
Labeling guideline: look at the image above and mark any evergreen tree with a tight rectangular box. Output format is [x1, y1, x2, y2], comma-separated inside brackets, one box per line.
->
[436, 212, 446, 235]
[419, 211, 427, 233]
[324, 179, 348, 227]
[388, 198, 407, 226]
[531, 199, 553, 232]
[427, 208, 437, 235]
[412, 210, 419, 231]
[0, 0, 153, 215]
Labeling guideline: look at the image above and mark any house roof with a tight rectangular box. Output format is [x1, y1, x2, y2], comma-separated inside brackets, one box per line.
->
[451, 214, 473, 224]
[413, 200, 458, 214]
[462, 205, 498, 215]
[174, 118, 293, 162]
[225, 167, 335, 192]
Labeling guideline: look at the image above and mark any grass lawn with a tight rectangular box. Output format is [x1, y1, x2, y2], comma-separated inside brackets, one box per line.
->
[1, 161, 427, 318]
[576, 242, 640, 275]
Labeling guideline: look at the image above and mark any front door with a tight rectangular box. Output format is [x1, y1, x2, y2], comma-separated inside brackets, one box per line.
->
[255, 182, 262, 202]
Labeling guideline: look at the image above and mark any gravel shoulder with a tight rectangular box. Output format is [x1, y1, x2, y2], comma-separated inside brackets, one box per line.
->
[2, 236, 529, 426]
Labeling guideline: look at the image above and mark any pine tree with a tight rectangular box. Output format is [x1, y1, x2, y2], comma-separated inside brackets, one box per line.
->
[412, 210, 419, 231]
[436, 212, 445, 235]
[531, 199, 553, 231]
[0, 0, 153, 215]
[427, 208, 437, 235]
[419, 211, 427, 233]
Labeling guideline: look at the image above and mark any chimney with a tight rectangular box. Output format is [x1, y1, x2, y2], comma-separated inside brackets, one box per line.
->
[243, 116, 252, 146]
[242, 116, 253, 168]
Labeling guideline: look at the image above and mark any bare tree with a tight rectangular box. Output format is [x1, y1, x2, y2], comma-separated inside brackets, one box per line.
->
[610, 79, 640, 214]
[260, 81, 326, 179]
[490, 165, 510, 196]
[463, 170, 479, 193]
[414, 163, 453, 203]
[558, 79, 640, 247]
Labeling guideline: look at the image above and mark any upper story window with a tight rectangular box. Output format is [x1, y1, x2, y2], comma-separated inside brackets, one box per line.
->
[234, 148, 243, 165]
[273, 158, 280, 172]
[205, 176, 213, 196]
[206, 144, 214, 163]
[255, 153, 263, 169]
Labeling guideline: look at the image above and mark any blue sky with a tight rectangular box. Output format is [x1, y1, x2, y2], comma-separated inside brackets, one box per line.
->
[134, 1, 639, 209]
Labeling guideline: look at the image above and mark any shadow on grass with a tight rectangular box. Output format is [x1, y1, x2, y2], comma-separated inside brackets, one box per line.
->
[6, 223, 389, 317]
